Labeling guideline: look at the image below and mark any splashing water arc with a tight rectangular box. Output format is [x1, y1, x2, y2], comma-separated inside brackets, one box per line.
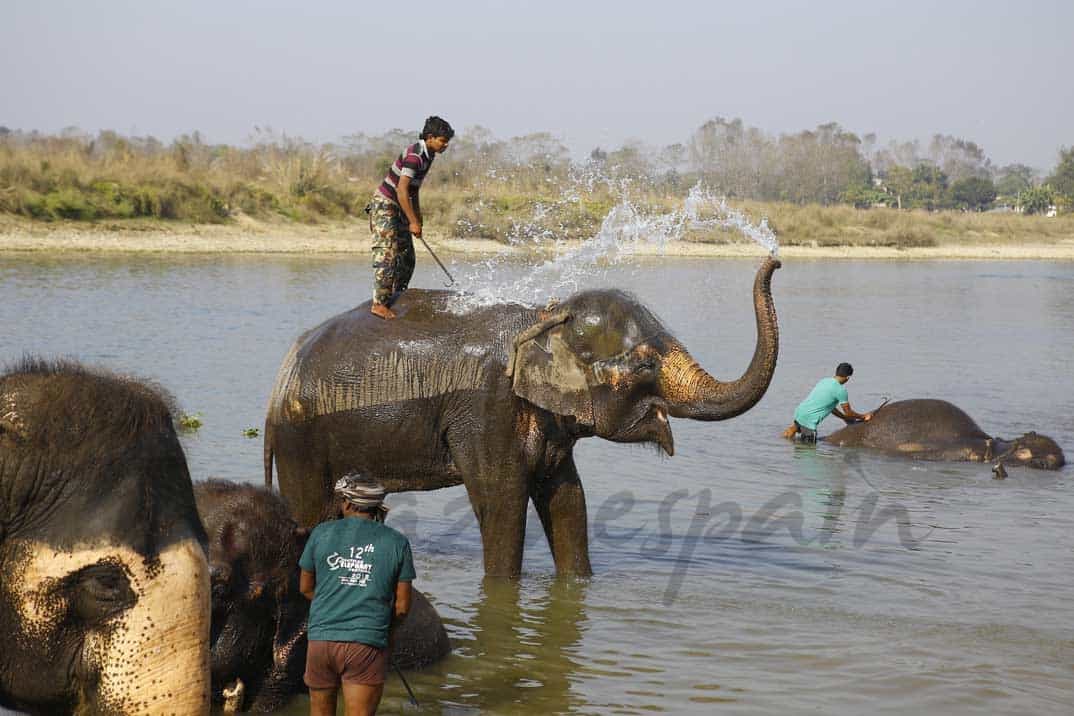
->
[447, 184, 779, 313]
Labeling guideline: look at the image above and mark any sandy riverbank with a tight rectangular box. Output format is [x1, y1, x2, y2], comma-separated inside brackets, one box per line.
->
[2, 218, 1074, 260]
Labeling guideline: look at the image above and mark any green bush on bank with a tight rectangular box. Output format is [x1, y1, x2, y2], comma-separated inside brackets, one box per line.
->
[0, 170, 364, 224]
[0, 180, 232, 222]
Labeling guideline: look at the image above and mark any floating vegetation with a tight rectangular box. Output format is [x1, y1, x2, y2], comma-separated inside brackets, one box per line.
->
[177, 413, 203, 432]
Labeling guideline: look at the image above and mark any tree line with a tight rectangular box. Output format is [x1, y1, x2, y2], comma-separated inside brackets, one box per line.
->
[665, 117, 1071, 214]
[0, 119, 1071, 226]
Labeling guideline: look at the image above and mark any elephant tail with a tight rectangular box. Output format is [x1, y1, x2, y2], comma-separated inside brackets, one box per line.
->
[264, 418, 275, 490]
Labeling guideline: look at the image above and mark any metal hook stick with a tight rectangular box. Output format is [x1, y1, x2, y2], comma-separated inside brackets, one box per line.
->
[416, 235, 455, 287]
[393, 662, 419, 707]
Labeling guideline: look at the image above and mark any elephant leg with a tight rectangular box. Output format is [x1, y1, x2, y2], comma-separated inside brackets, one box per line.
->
[531, 455, 593, 577]
[273, 427, 332, 528]
[447, 417, 532, 577]
[463, 474, 529, 577]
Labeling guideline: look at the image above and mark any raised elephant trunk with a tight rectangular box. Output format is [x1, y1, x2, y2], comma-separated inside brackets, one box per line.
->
[660, 256, 780, 421]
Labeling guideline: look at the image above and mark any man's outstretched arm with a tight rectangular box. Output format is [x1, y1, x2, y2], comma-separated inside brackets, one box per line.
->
[835, 402, 873, 422]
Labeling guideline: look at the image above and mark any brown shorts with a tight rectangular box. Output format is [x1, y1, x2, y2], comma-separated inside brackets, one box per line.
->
[304, 640, 388, 688]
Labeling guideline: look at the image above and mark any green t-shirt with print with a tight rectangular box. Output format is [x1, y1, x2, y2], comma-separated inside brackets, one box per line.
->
[299, 516, 416, 648]
[793, 377, 849, 431]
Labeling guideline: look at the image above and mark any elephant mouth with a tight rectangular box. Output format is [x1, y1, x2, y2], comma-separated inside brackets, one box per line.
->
[618, 403, 675, 456]
[1030, 454, 1063, 470]
[654, 408, 674, 456]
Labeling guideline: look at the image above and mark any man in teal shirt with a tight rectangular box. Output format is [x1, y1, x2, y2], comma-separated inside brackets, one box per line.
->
[783, 362, 873, 442]
[299, 475, 415, 716]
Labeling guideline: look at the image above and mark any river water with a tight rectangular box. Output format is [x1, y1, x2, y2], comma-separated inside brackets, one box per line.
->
[1, 253, 1072, 715]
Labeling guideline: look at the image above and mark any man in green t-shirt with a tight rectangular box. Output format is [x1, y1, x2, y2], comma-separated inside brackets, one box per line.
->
[782, 362, 873, 443]
[299, 475, 415, 716]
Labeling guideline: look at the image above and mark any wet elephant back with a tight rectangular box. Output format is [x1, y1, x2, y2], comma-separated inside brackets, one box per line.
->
[860, 399, 989, 446]
[270, 290, 535, 425]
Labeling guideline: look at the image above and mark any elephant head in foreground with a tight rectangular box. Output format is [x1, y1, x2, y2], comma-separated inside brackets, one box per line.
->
[196, 479, 450, 712]
[825, 399, 1065, 471]
[0, 359, 210, 715]
[265, 257, 780, 577]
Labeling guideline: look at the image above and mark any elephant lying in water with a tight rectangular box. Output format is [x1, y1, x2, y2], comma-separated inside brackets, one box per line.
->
[0, 359, 210, 715]
[195, 479, 450, 712]
[266, 257, 781, 577]
[824, 399, 1065, 471]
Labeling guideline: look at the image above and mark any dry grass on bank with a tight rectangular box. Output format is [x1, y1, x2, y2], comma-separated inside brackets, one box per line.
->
[722, 201, 1074, 248]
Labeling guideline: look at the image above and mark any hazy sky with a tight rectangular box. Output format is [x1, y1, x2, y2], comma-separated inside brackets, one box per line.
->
[3, 0, 1072, 170]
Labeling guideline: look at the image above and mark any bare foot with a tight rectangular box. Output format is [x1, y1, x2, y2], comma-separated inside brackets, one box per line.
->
[370, 303, 396, 320]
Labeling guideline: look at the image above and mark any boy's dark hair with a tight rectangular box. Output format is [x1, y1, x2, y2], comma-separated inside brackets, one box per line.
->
[836, 362, 854, 378]
[420, 116, 454, 140]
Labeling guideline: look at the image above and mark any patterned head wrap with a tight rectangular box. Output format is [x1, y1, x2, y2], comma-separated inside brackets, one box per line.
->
[334, 474, 388, 512]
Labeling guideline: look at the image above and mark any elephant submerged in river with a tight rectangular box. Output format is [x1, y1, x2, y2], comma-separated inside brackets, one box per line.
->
[0, 359, 210, 715]
[265, 257, 781, 577]
[195, 479, 450, 712]
[825, 399, 1065, 471]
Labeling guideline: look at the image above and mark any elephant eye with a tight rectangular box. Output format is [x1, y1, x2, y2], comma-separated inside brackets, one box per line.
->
[70, 561, 136, 623]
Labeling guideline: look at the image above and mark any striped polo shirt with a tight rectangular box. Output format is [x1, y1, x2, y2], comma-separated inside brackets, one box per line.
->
[377, 140, 435, 205]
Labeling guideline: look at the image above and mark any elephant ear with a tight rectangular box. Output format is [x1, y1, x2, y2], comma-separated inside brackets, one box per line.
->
[507, 311, 594, 426]
[220, 520, 250, 561]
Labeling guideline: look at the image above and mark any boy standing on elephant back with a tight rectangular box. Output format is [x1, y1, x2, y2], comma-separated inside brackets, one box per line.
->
[367, 115, 454, 320]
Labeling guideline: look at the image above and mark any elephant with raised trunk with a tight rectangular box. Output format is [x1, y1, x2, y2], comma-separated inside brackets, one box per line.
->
[0, 359, 210, 715]
[825, 399, 1065, 470]
[266, 257, 780, 577]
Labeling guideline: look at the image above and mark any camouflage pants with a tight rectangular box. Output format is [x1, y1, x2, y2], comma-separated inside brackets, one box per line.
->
[369, 196, 415, 306]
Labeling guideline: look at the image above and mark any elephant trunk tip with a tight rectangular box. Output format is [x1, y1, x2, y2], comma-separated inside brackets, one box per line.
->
[760, 255, 781, 278]
[223, 678, 246, 713]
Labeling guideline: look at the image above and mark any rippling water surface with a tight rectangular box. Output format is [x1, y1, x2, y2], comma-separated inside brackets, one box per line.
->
[2, 253, 1072, 715]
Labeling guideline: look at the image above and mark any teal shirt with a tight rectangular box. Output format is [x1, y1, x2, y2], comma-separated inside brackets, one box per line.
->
[793, 377, 849, 431]
[299, 517, 416, 648]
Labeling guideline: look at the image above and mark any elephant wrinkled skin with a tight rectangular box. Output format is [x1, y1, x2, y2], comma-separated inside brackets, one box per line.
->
[825, 399, 1065, 470]
[265, 257, 781, 576]
[0, 359, 210, 715]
